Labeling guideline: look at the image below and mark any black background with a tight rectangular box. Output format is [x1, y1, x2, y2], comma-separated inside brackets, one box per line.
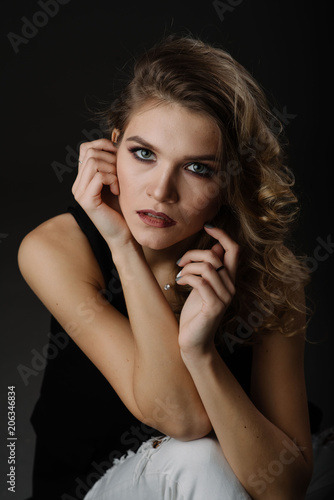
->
[1, 1, 333, 498]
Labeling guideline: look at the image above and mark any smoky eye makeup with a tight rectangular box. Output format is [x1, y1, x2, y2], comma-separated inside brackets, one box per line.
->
[128, 146, 156, 161]
[127, 142, 218, 178]
[185, 162, 215, 178]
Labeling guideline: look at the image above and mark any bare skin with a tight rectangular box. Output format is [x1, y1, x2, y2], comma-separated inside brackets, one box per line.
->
[18, 101, 313, 499]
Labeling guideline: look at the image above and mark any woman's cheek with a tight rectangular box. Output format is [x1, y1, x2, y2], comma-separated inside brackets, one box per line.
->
[186, 189, 220, 223]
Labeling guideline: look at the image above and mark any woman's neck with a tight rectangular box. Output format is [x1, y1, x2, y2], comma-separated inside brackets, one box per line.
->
[142, 232, 199, 291]
[142, 246, 179, 286]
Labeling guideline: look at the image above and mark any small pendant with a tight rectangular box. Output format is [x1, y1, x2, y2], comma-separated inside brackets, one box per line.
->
[164, 283, 171, 291]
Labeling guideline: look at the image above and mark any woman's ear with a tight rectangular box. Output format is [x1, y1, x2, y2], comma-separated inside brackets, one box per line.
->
[111, 128, 120, 144]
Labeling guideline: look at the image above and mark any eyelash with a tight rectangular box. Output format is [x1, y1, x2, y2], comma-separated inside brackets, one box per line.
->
[129, 147, 155, 162]
[128, 147, 215, 178]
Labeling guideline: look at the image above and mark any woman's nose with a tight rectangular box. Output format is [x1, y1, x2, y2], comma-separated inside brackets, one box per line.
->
[146, 166, 179, 203]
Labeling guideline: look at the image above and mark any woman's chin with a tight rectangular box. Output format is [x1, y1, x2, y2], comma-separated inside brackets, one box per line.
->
[133, 232, 199, 253]
[136, 238, 173, 251]
[132, 232, 178, 251]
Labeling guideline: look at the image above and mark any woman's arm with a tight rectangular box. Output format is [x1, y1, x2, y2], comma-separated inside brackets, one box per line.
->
[18, 134, 213, 439]
[18, 214, 211, 440]
[70, 137, 212, 438]
[177, 226, 313, 499]
[110, 240, 212, 440]
[181, 331, 312, 499]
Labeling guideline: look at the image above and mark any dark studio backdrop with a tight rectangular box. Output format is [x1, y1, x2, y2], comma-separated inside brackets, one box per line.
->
[1, 0, 333, 498]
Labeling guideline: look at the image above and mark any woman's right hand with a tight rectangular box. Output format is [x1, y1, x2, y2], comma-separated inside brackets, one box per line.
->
[72, 138, 133, 250]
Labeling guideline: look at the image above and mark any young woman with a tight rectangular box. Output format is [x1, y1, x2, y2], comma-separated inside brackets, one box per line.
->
[18, 35, 313, 499]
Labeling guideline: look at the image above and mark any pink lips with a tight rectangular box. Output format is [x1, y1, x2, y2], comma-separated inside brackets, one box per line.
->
[137, 210, 176, 228]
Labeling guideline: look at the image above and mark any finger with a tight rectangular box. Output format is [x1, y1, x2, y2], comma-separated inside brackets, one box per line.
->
[76, 171, 119, 209]
[204, 226, 240, 282]
[91, 170, 119, 197]
[79, 157, 116, 187]
[74, 159, 117, 198]
[79, 148, 117, 170]
[75, 149, 117, 191]
[210, 242, 225, 261]
[78, 139, 118, 162]
[177, 248, 223, 269]
[177, 262, 235, 301]
[178, 261, 235, 297]
[176, 274, 227, 317]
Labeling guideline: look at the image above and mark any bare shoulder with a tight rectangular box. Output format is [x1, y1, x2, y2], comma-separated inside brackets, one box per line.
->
[17, 215, 144, 421]
[19, 213, 83, 252]
[18, 213, 105, 290]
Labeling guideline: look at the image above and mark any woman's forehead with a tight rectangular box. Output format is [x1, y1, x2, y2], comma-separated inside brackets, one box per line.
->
[124, 101, 221, 156]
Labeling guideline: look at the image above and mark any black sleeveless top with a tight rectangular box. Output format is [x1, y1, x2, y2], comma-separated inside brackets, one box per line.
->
[30, 202, 252, 499]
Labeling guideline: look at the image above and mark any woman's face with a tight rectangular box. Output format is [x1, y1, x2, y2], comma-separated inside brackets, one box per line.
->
[116, 101, 223, 251]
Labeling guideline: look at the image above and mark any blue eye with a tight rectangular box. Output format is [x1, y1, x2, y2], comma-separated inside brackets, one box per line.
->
[130, 147, 155, 161]
[129, 147, 214, 177]
[186, 163, 214, 178]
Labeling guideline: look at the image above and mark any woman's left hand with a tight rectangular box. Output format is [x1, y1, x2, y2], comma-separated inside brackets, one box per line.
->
[177, 226, 240, 360]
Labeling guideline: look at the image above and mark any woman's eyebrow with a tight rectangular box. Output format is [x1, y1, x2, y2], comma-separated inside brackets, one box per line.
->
[126, 136, 156, 151]
[126, 135, 219, 163]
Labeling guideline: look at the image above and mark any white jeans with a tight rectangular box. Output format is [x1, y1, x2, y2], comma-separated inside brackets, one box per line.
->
[83, 434, 251, 499]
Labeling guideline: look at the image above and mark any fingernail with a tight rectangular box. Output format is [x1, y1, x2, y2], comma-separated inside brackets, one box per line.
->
[204, 223, 215, 228]
[176, 270, 182, 279]
[176, 258, 182, 265]
[175, 276, 182, 282]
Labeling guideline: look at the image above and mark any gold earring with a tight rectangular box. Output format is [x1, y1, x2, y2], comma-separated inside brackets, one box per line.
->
[111, 128, 120, 144]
